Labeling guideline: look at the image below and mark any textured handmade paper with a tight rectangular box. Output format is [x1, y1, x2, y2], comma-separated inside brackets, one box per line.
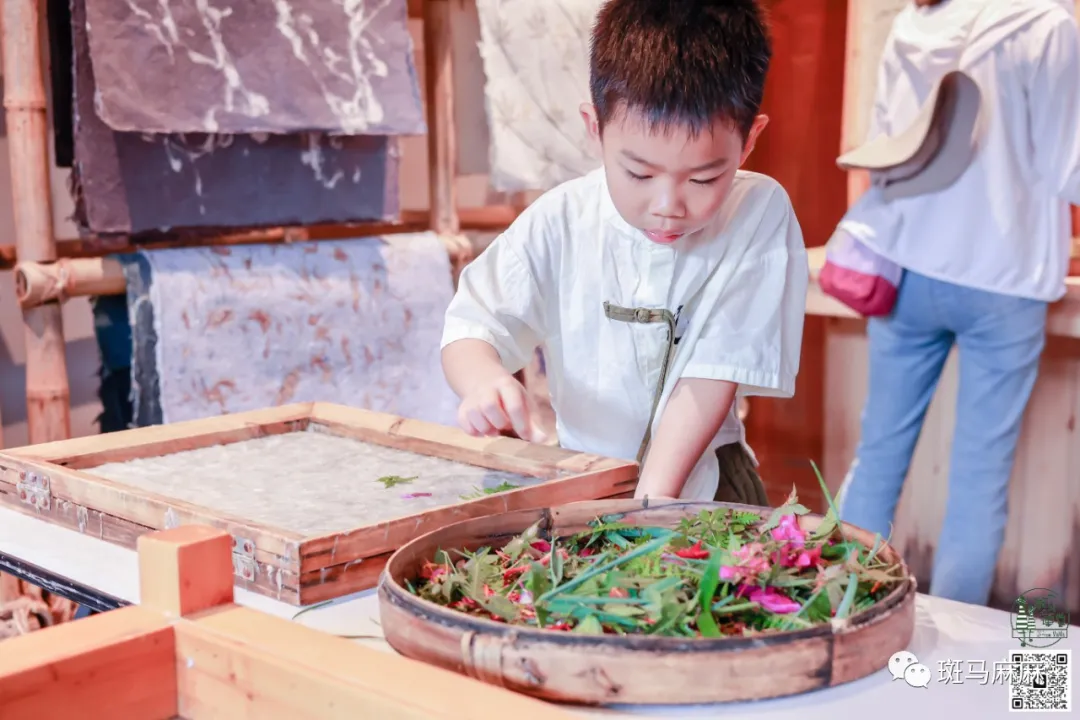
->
[475, 0, 604, 191]
[82, 0, 425, 136]
[133, 232, 458, 427]
[90, 427, 541, 535]
[70, 0, 399, 234]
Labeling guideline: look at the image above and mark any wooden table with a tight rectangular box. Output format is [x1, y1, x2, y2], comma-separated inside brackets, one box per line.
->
[1, 504, 1070, 718]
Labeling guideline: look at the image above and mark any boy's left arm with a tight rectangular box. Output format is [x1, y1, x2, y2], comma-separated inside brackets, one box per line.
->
[635, 377, 738, 499]
[636, 189, 809, 500]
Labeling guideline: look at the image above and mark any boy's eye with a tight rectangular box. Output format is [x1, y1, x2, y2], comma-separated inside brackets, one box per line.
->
[626, 170, 651, 181]
[690, 176, 721, 186]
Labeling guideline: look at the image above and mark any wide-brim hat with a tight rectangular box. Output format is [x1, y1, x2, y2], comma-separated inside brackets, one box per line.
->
[837, 70, 983, 201]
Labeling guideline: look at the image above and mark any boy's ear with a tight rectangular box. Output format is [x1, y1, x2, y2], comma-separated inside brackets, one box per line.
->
[580, 102, 601, 145]
[738, 114, 769, 166]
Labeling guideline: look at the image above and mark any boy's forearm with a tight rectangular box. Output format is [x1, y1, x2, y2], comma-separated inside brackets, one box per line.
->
[441, 338, 513, 398]
[635, 377, 738, 500]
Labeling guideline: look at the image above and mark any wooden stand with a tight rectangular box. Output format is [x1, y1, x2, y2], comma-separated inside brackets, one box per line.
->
[0, 524, 573, 718]
[0, 0, 526, 441]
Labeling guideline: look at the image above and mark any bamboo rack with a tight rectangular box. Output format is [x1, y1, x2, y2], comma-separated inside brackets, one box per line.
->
[0, 0, 525, 444]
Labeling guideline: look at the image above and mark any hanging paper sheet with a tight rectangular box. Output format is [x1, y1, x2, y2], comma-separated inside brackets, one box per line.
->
[70, 0, 399, 235]
[81, 0, 425, 136]
[120, 232, 459, 427]
[475, 0, 604, 192]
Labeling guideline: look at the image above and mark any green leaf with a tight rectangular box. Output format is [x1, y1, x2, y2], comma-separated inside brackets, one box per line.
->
[835, 572, 859, 620]
[809, 459, 850, 544]
[535, 533, 672, 605]
[810, 508, 838, 540]
[761, 502, 810, 532]
[376, 475, 417, 488]
[696, 550, 723, 638]
[549, 543, 565, 586]
[574, 614, 605, 635]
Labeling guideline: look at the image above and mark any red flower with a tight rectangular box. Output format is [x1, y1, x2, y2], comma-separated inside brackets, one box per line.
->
[420, 561, 447, 580]
[531, 540, 552, 553]
[502, 564, 528, 583]
[674, 540, 710, 559]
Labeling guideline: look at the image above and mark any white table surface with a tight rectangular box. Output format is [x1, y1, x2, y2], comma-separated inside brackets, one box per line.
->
[1, 505, 1071, 719]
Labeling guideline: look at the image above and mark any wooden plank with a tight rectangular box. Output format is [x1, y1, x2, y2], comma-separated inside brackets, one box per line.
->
[174, 604, 573, 719]
[296, 552, 390, 606]
[2, 403, 314, 464]
[298, 465, 637, 573]
[0, 605, 177, 719]
[138, 526, 235, 617]
[312, 402, 633, 478]
[0, 455, 304, 563]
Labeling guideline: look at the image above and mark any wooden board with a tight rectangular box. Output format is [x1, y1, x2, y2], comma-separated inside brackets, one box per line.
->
[0, 524, 576, 719]
[0, 403, 637, 606]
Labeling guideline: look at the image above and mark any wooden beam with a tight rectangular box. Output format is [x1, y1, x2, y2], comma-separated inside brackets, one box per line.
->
[138, 525, 235, 617]
[0, 606, 178, 720]
[176, 605, 576, 720]
[2, 0, 71, 444]
[12, 227, 484, 308]
[423, 0, 460, 234]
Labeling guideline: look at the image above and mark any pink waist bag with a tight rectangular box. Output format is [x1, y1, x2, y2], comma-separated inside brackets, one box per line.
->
[818, 190, 904, 317]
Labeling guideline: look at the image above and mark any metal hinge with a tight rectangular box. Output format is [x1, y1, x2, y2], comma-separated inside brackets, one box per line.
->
[16, 471, 51, 511]
[231, 535, 256, 582]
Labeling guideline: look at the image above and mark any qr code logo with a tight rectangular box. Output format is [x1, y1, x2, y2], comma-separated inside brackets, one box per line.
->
[1009, 649, 1071, 712]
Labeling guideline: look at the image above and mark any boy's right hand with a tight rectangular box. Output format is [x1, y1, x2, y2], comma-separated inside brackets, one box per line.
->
[457, 373, 547, 444]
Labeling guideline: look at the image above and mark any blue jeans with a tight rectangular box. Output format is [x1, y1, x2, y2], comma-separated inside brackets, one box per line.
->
[837, 270, 1048, 606]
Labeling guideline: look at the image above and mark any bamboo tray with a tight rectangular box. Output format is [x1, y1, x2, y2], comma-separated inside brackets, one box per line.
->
[378, 499, 918, 705]
[0, 403, 637, 606]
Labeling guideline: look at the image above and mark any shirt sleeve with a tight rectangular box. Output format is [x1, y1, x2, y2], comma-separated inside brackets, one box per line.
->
[1024, 10, 1080, 205]
[865, 36, 898, 143]
[680, 188, 809, 398]
[440, 206, 550, 375]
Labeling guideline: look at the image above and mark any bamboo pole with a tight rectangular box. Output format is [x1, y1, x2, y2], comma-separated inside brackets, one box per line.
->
[424, 0, 459, 235]
[3, 0, 71, 444]
[13, 229, 480, 308]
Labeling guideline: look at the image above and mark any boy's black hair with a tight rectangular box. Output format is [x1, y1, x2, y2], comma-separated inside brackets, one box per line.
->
[589, 0, 772, 140]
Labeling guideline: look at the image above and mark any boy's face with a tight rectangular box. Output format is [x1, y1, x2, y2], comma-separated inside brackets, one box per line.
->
[581, 104, 768, 245]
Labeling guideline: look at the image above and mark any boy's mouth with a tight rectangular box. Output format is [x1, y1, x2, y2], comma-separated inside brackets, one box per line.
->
[644, 229, 684, 244]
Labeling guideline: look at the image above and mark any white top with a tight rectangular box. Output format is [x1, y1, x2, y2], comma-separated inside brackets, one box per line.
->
[441, 168, 809, 501]
[845, 0, 1080, 302]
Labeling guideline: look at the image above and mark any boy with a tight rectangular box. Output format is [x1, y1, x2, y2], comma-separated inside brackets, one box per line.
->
[441, 0, 809, 502]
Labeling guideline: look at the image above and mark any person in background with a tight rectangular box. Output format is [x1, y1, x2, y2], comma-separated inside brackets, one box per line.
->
[439, 0, 809, 504]
[836, 0, 1080, 606]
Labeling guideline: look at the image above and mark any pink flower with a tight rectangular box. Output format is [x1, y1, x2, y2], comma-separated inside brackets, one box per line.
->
[745, 587, 801, 614]
[775, 543, 823, 569]
[770, 515, 807, 546]
[719, 543, 771, 583]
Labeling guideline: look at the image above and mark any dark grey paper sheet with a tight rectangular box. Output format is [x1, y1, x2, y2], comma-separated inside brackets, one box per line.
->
[82, 0, 425, 136]
[71, 0, 401, 235]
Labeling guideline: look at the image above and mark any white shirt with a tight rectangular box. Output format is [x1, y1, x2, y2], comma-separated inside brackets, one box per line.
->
[845, 0, 1080, 302]
[441, 168, 809, 501]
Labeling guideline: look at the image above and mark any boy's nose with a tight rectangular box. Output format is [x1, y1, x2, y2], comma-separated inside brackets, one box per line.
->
[651, 189, 686, 218]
